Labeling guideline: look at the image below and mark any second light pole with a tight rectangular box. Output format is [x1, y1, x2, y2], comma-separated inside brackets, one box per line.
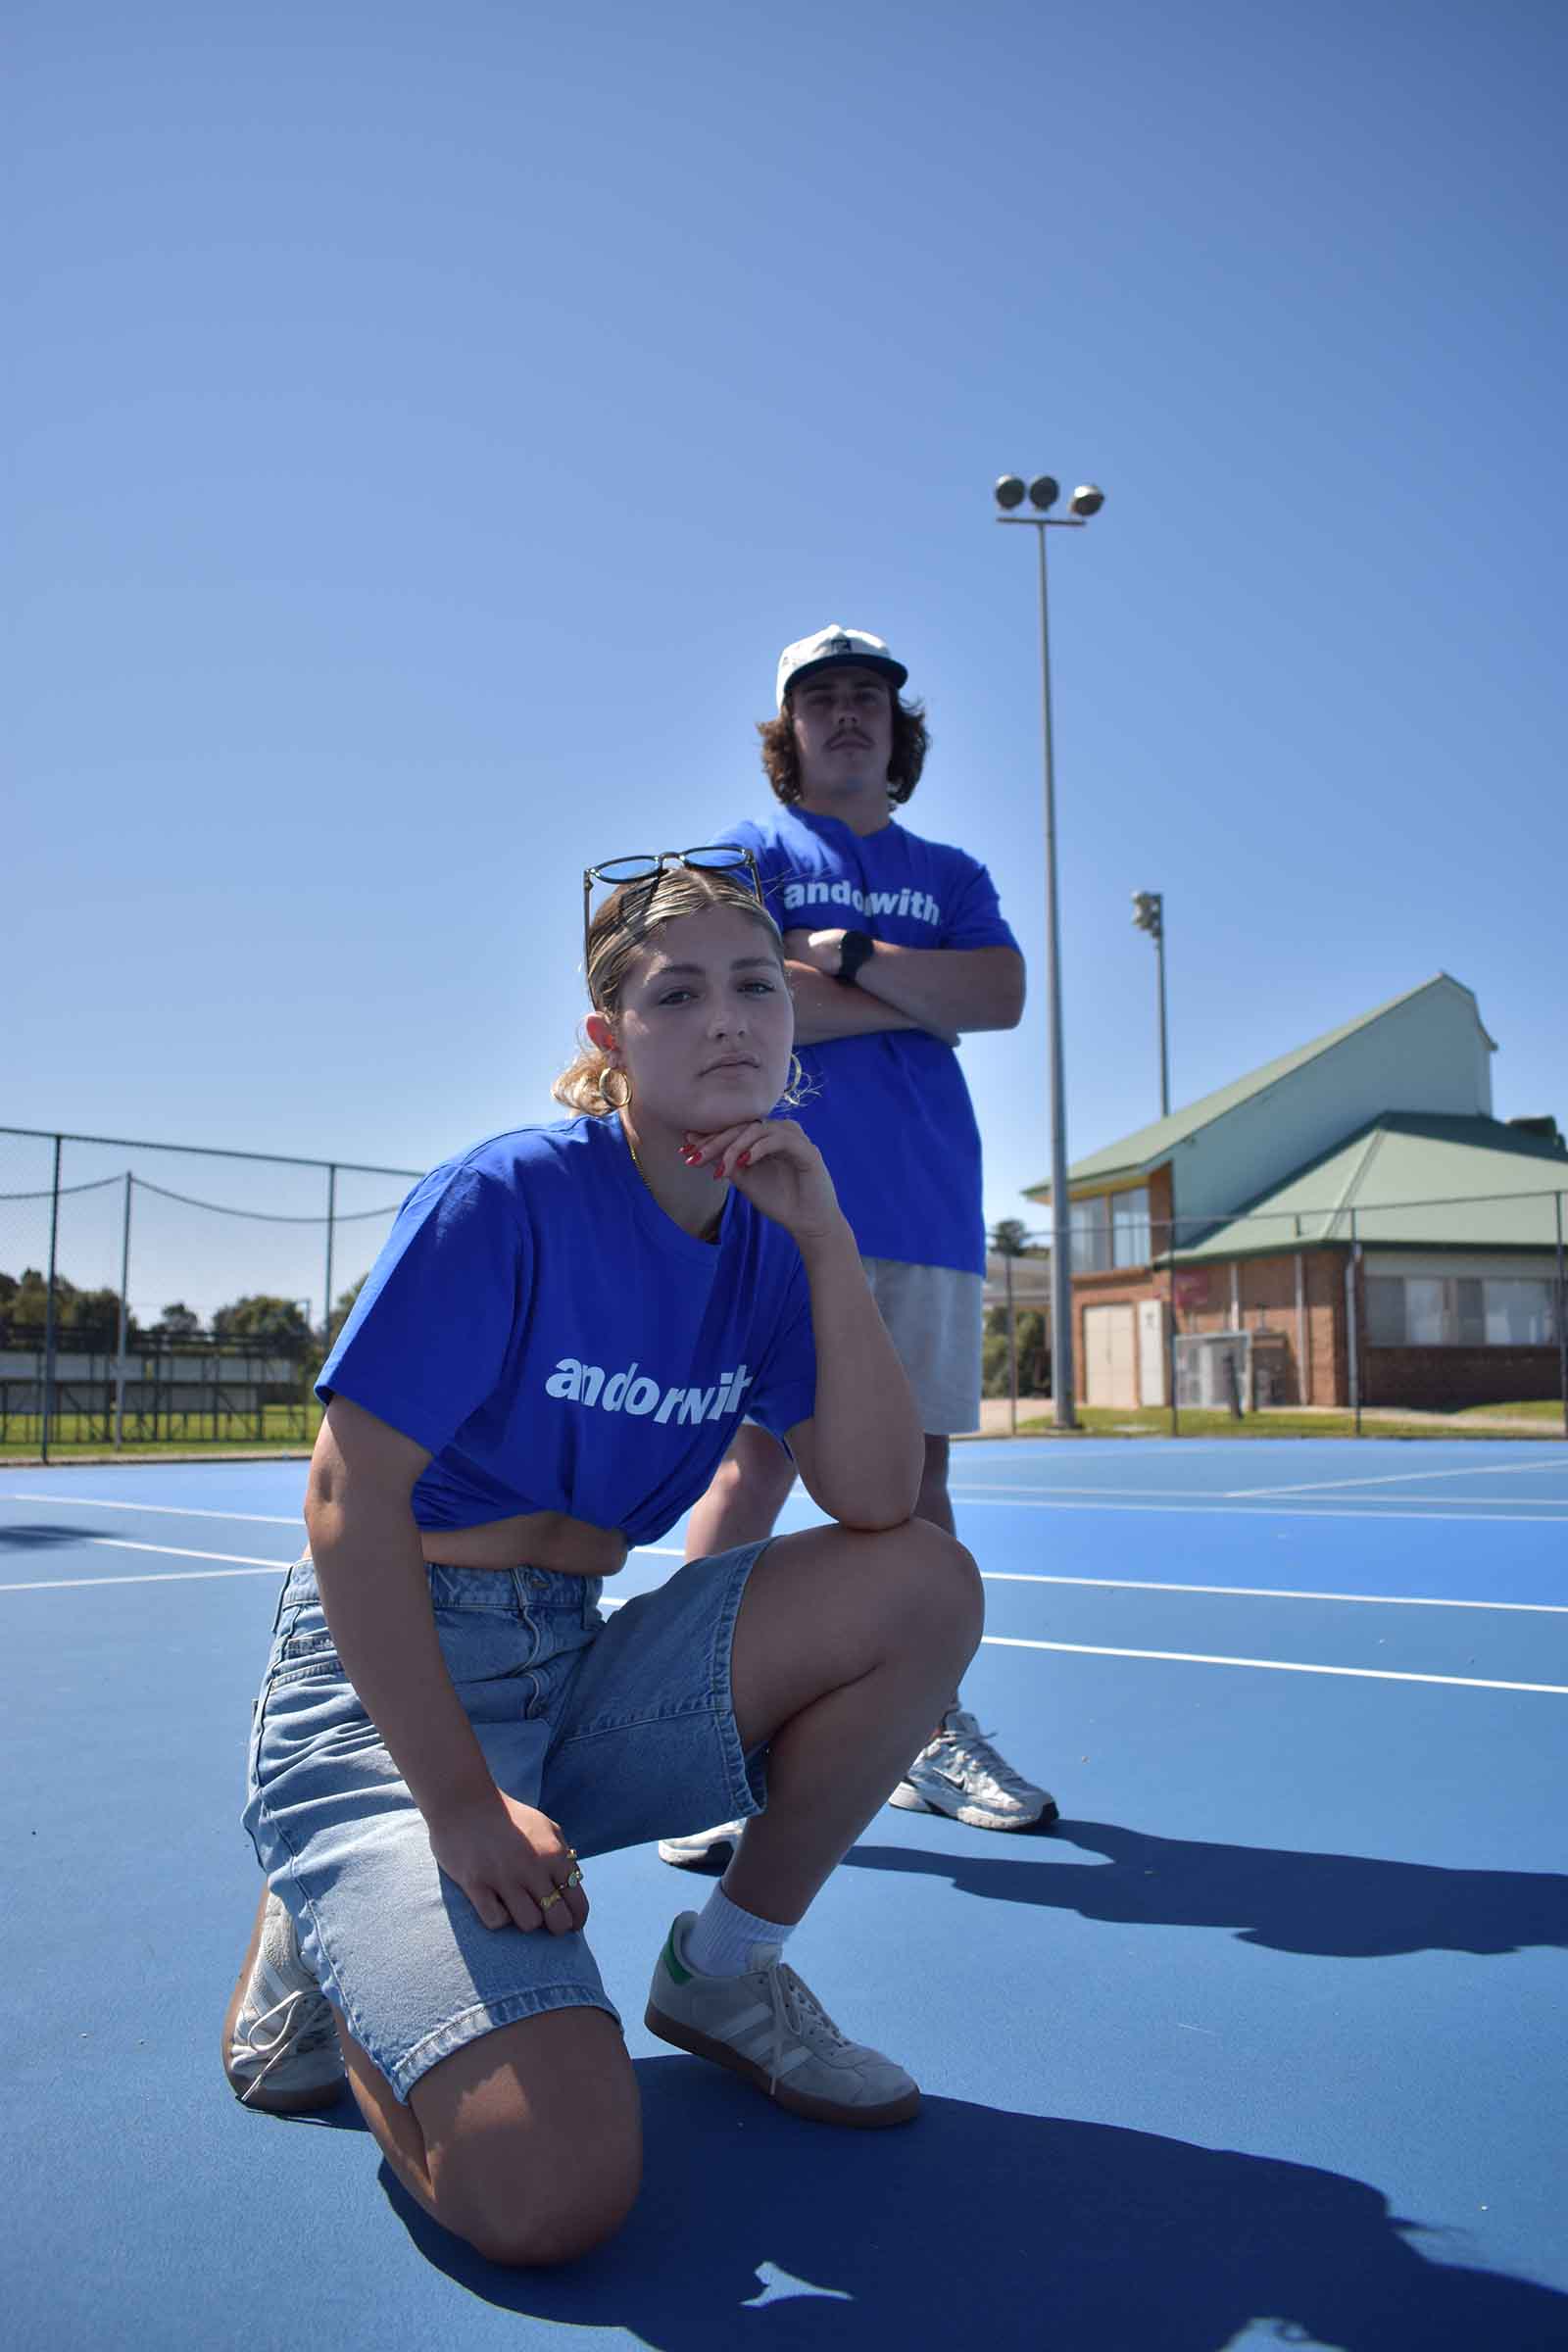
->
[995, 471, 1104, 1431]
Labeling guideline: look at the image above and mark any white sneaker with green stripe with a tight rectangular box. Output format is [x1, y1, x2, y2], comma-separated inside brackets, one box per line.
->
[645, 1913, 920, 2128]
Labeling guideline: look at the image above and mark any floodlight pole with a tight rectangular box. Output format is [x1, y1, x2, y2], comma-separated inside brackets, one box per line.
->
[997, 501, 1092, 1430]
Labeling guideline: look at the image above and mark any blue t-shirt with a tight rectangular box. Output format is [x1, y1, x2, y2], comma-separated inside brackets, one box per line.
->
[316, 1115, 818, 1544]
[724, 808, 1019, 1276]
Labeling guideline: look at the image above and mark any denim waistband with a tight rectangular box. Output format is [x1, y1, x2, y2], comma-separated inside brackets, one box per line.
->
[282, 1552, 603, 1617]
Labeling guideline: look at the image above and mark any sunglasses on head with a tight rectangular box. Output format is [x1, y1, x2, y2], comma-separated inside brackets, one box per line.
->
[581, 846, 764, 1002]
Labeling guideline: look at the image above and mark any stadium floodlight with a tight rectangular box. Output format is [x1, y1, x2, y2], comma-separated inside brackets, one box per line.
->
[991, 471, 1108, 1430]
[1131, 891, 1170, 1116]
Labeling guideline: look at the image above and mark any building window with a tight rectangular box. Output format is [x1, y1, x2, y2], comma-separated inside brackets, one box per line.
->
[1069, 1187, 1152, 1273]
[1112, 1188, 1152, 1267]
[1069, 1197, 1110, 1273]
[1364, 1274, 1559, 1347]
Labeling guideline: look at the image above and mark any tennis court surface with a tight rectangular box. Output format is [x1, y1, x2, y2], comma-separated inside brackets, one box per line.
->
[5, 1439, 1566, 2349]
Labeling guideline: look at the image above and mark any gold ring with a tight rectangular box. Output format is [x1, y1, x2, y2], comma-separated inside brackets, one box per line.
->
[538, 1887, 564, 1914]
[564, 1866, 583, 1889]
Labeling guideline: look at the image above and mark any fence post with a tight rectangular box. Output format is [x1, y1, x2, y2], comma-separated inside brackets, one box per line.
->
[40, 1136, 63, 1463]
[1346, 1207, 1362, 1436]
[1166, 1179, 1181, 1439]
[1004, 1251, 1018, 1436]
[114, 1172, 133, 1451]
[1556, 1192, 1566, 1443]
[322, 1163, 338, 1352]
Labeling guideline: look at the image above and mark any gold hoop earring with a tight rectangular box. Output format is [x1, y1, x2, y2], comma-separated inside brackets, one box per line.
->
[783, 1052, 806, 1104]
[602, 1067, 631, 1112]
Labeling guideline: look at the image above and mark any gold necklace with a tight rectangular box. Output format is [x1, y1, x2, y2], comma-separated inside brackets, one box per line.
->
[623, 1118, 723, 1244]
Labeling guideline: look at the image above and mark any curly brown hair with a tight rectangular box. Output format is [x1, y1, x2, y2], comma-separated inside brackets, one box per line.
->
[759, 690, 930, 808]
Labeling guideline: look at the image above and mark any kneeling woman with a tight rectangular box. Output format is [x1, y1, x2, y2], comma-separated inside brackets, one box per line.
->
[223, 852, 983, 2267]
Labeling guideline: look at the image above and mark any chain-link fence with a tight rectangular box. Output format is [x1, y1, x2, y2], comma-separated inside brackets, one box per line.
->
[0, 1126, 422, 1457]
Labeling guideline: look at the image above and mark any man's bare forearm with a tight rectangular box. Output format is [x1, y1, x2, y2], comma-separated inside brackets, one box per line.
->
[853, 944, 1024, 1034]
[787, 960, 947, 1046]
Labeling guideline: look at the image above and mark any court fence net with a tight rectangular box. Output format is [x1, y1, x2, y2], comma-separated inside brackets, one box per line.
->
[1, 1124, 422, 1458]
[6, 1126, 1566, 1454]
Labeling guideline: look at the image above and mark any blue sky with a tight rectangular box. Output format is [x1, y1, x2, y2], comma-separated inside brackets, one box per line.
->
[8, 0, 1565, 1318]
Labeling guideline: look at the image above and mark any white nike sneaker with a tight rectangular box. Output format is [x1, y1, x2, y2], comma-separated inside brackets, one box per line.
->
[888, 1708, 1057, 1832]
[222, 1884, 345, 2113]
[657, 1819, 748, 1870]
[645, 1913, 919, 2128]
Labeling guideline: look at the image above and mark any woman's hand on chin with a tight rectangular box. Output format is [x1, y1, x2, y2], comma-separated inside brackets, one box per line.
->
[681, 1119, 847, 1248]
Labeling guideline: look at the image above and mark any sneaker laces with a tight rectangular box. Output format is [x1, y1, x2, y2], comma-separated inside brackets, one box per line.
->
[233, 1986, 338, 2107]
[762, 1963, 853, 2095]
[934, 1712, 1040, 1798]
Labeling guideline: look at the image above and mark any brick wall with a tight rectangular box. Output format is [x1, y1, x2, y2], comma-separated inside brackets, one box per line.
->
[1363, 1346, 1561, 1411]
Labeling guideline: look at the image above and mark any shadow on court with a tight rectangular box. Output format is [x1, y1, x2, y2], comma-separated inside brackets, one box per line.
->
[841, 1827, 1568, 1959]
[381, 2061, 1567, 2349]
[0, 1523, 103, 1551]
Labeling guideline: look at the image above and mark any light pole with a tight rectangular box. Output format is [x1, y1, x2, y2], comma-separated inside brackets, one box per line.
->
[1132, 890, 1169, 1117]
[995, 472, 1105, 1431]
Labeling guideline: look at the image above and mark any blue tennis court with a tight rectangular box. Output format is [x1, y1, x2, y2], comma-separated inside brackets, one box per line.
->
[5, 1440, 1566, 2348]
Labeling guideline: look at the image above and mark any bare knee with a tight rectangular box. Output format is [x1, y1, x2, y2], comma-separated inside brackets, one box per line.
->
[844, 1516, 983, 1669]
[906, 1516, 984, 1649]
[440, 2130, 642, 2269]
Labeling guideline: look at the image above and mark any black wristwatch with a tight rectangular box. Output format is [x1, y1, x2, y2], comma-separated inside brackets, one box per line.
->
[834, 929, 876, 987]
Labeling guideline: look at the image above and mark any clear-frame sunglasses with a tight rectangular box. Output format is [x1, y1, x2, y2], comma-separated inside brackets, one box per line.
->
[581, 845, 763, 1002]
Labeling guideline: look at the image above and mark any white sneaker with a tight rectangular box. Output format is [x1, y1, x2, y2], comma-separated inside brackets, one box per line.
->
[222, 1884, 345, 2113]
[657, 1819, 748, 1870]
[645, 1913, 919, 2128]
[889, 1708, 1057, 1832]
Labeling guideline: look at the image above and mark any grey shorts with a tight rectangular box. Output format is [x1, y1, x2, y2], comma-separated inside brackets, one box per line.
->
[860, 1256, 984, 1436]
[243, 1543, 771, 2101]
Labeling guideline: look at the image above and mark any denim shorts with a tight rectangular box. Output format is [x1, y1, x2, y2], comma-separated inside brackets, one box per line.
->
[243, 1542, 770, 2101]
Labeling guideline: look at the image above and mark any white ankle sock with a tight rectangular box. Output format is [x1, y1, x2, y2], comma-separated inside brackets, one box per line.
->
[685, 1886, 797, 1979]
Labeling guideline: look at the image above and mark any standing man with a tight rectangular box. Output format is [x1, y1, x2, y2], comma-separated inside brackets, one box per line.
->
[662, 625, 1055, 1868]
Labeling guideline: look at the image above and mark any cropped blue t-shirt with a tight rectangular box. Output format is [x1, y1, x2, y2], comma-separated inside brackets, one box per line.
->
[722, 808, 1020, 1276]
[316, 1116, 818, 1544]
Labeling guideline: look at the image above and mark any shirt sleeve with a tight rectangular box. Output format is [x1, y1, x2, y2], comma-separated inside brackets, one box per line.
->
[939, 851, 1021, 954]
[743, 1250, 818, 1444]
[315, 1165, 528, 1456]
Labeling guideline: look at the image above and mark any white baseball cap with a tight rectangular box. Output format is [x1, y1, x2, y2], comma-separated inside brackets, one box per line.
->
[775, 625, 908, 711]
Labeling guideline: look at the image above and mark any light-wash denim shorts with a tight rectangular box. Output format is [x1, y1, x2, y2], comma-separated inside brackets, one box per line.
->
[242, 1542, 770, 2102]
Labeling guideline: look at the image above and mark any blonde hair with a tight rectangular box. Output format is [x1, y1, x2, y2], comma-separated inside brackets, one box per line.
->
[555, 864, 804, 1117]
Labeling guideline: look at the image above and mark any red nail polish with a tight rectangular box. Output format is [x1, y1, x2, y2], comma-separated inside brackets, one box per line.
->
[737, 1152, 752, 1166]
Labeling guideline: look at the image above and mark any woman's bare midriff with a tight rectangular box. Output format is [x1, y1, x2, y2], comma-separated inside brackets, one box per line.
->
[419, 1509, 629, 1578]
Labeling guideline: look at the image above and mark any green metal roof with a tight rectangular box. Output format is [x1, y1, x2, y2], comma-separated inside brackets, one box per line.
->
[1026, 974, 1494, 1200]
[1174, 1114, 1568, 1260]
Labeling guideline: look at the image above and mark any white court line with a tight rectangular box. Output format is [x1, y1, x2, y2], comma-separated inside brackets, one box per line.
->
[3, 1567, 286, 1592]
[950, 1494, 1568, 1526]
[982, 1635, 1568, 1695]
[1, 1491, 300, 1525]
[2, 1548, 1559, 1696]
[979, 1570, 1568, 1615]
[1, 1538, 684, 1594]
[1226, 1458, 1568, 1498]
